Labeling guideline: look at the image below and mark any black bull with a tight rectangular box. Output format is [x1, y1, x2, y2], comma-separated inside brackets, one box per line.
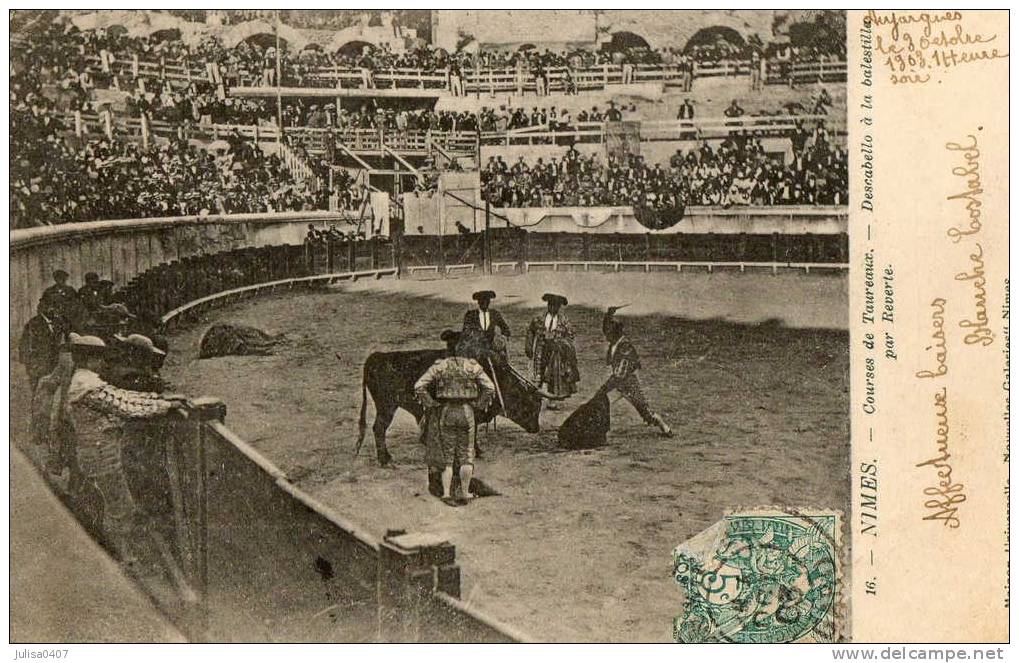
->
[354, 349, 546, 466]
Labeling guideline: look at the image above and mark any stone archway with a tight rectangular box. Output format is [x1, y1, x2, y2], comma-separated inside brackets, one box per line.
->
[242, 32, 287, 51]
[683, 26, 747, 53]
[149, 28, 182, 43]
[222, 19, 309, 50]
[607, 31, 651, 51]
[334, 40, 375, 58]
[324, 26, 387, 54]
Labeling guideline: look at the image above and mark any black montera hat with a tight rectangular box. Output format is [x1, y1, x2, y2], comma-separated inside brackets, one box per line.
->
[472, 290, 496, 301]
[542, 293, 568, 306]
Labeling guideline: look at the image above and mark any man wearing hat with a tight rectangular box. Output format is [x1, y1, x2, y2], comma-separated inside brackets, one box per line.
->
[39, 269, 83, 326]
[19, 299, 68, 393]
[525, 293, 580, 405]
[601, 307, 673, 437]
[62, 333, 187, 564]
[415, 330, 496, 505]
[106, 333, 170, 392]
[460, 290, 511, 364]
[78, 272, 103, 312]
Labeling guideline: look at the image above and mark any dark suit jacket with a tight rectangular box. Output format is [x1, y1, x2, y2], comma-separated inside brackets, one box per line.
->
[19, 315, 63, 382]
[462, 309, 511, 338]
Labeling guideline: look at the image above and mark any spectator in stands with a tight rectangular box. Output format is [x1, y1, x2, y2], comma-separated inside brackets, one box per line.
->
[532, 60, 547, 96]
[750, 50, 764, 91]
[359, 49, 376, 89]
[305, 223, 324, 243]
[563, 68, 577, 95]
[448, 61, 464, 97]
[724, 99, 746, 135]
[677, 99, 695, 120]
[10, 126, 323, 228]
[677, 98, 696, 139]
[724, 99, 746, 118]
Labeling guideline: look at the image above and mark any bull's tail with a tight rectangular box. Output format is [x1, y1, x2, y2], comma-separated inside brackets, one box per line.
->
[352, 358, 369, 457]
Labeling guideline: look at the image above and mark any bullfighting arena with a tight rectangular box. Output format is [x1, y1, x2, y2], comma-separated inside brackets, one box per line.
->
[163, 270, 849, 643]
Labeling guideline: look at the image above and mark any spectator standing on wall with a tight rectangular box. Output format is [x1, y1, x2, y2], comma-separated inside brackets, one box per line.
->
[621, 55, 634, 85]
[359, 50, 376, 89]
[564, 68, 577, 95]
[262, 47, 275, 86]
[532, 60, 547, 96]
[449, 61, 464, 97]
[750, 50, 763, 91]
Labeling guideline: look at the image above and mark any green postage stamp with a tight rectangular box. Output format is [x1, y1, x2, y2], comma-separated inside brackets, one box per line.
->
[672, 509, 843, 644]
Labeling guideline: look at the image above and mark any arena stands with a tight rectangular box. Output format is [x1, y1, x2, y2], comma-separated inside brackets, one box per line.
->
[10, 69, 326, 228]
[482, 131, 847, 210]
[11, 13, 846, 95]
[10, 10, 847, 234]
[9, 121, 325, 228]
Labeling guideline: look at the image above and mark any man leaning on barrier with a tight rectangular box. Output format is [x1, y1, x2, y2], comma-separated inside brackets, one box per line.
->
[62, 333, 188, 566]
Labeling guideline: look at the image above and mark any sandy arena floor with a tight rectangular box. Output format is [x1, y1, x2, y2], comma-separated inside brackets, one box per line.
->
[163, 270, 850, 643]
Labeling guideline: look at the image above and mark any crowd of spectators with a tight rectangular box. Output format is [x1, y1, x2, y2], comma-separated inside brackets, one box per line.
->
[267, 93, 831, 136]
[11, 70, 326, 228]
[124, 81, 267, 126]
[13, 18, 846, 97]
[481, 128, 846, 211]
[11, 18, 847, 230]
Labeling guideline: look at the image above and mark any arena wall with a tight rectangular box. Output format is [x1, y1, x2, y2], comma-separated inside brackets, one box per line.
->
[11, 207, 848, 337]
[404, 192, 847, 237]
[9, 211, 345, 338]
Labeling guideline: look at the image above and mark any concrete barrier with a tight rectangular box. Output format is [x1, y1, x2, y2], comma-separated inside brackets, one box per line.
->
[147, 398, 527, 642]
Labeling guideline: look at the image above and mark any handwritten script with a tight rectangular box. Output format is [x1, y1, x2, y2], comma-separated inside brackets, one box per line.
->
[915, 387, 966, 528]
[946, 134, 996, 347]
[868, 10, 1008, 85]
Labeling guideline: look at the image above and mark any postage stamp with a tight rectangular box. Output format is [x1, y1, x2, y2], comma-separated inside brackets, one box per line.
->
[672, 509, 842, 644]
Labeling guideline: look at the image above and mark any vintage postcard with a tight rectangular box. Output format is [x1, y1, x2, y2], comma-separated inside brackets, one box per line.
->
[6, 8, 1009, 651]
